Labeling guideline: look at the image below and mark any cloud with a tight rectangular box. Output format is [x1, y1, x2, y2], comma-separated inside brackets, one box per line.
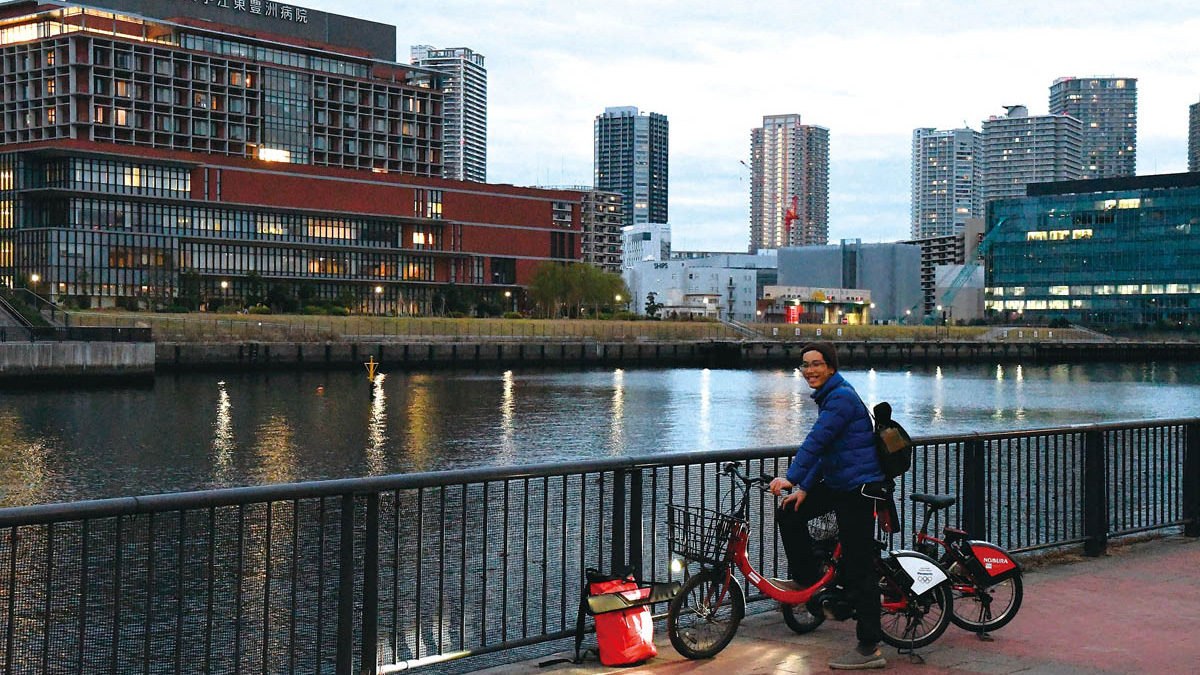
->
[323, 0, 1200, 249]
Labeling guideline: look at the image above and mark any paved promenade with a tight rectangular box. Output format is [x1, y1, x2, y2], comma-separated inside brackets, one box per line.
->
[476, 534, 1199, 675]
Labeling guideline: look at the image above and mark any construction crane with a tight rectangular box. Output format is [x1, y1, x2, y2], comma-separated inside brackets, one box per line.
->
[783, 195, 799, 235]
[938, 217, 1009, 315]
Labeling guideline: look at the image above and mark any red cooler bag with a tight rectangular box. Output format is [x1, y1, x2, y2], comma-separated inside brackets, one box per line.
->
[588, 576, 657, 666]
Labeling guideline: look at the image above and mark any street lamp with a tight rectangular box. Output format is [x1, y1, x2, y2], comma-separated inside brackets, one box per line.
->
[220, 279, 229, 311]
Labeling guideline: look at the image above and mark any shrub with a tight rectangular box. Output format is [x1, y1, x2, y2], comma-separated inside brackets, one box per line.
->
[502, 311, 522, 319]
[326, 305, 350, 316]
[248, 304, 272, 315]
[447, 311, 467, 319]
[302, 305, 327, 315]
[614, 311, 639, 321]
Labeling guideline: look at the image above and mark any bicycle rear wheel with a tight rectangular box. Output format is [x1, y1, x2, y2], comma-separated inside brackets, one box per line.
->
[879, 578, 952, 649]
[667, 568, 745, 659]
[949, 568, 1023, 633]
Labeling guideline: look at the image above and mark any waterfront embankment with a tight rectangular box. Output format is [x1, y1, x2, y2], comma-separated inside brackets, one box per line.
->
[152, 338, 1200, 372]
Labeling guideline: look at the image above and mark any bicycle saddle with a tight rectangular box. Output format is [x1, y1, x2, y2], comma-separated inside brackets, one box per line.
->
[910, 493, 956, 509]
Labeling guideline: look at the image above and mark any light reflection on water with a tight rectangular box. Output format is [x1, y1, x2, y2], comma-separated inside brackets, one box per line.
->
[0, 362, 1198, 506]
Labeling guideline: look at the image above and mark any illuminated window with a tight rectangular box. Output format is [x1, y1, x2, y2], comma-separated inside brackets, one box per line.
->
[1049, 286, 1069, 296]
[1166, 284, 1189, 294]
[1071, 229, 1092, 239]
[1117, 285, 1138, 295]
[1025, 300, 1048, 310]
[412, 232, 427, 245]
[1026, 231, 1048, 241]
[1117, 198, 1140, 209]
[1048, 300, 1068, 310]
[1003, 300, 1025, 310]
[1094, 285, 1115, 295]
[256, 147, 291, 162]
[1048, 230, 1070, 240]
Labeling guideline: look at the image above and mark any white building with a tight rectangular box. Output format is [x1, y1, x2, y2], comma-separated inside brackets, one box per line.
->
[625, 254, 773, 323]
[981, 105, 1082, 202]
[621, 222, 672, 268]
[911, 127, 982, 239]
[410, 45, 487, 182]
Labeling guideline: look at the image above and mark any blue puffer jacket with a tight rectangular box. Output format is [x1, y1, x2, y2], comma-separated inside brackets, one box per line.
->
[785, 372, 883, 492]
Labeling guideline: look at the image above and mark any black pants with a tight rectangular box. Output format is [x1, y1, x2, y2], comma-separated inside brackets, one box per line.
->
[776, 482, 882, 647]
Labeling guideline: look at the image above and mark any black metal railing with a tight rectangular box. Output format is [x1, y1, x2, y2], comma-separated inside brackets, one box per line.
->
[0, 419, 1196, 674]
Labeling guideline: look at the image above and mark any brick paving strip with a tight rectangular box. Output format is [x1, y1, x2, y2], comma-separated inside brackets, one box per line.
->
[472, 535, 1200, 675]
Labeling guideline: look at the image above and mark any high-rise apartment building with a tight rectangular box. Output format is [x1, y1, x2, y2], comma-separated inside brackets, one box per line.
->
[540, 187, 625, 273]
[749, 114, 829, 252]
[0, 0, 580, 314]
[411, 45, 487, 182]
[910, 127, 982, 239]
[594, 106, 668, 228]
[1049, 77, 1137, 179]
[1189, 99, 1200, 172]
[981, 106, 1083, 203]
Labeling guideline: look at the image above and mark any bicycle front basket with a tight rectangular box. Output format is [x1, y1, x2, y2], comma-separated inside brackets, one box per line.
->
[668, 504, 744, 565]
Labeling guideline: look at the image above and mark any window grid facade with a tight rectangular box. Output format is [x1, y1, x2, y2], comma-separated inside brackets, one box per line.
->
[911, 127, 981, 239]
[981, 106, 1083, 203]
[2, 25, 443, 175]
[986, 175, 1200, 325]
[1048, 77, 1137, 180]
[749, 114, 829, 252]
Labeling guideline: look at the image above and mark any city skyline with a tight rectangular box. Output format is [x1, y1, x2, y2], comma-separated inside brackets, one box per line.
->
[318, 0, 1200, 250]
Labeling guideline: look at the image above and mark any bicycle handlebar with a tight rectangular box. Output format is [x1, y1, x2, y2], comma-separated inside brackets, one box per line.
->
[721, 462, 774, 492]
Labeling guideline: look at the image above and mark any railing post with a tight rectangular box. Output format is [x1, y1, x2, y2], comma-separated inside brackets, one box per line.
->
[961, 437, 987, 538]
[361, 493, 379, 675]
[1083, 430, 1109, 556]
[610, 469, 626, 573]
[336, 493, 356, 675]
[1186, 422, 1200, 537]
[628, 469, 644, 579]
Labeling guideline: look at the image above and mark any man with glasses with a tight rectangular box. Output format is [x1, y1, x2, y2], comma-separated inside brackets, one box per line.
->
[769, 342, 887, 670]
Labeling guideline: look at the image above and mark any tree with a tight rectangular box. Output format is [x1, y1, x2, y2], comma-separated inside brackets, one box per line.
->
[645, 291, 664, 318]
[244, 271, 266, 307]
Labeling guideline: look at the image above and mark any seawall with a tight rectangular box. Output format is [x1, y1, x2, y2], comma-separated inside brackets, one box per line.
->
[153, 339, 1200, 372]
[0, 341, 155, 381]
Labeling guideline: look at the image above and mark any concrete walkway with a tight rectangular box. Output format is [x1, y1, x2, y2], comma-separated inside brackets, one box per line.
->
[474, 534, 1200, 675]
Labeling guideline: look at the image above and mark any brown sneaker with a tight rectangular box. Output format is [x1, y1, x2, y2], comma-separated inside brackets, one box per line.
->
[769, 578, 804, 591]
[829, 647, 886, 670]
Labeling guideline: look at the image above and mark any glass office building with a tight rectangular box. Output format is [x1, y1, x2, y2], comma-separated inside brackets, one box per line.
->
[986, 173, 1200, 325]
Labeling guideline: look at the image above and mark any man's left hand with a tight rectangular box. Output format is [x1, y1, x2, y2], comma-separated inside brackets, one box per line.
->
[780, 488, 807, 511]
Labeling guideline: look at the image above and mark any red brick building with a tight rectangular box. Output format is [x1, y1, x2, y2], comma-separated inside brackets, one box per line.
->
[0, 0, 579, 313]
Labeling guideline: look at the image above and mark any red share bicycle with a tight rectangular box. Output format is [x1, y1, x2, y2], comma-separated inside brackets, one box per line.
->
[909, 493, 1023, 637]
[665, 463, 954, 659]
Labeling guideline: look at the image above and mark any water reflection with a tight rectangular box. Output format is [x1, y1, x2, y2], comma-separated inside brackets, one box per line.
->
[499, 370, 516, 462]
[366, 374, 387, 475]
[0, 411, 50, 506]
[0, 362, 1199, 505]
[609, 369, 625, 453]
[254, 414, 296, 483]
[212, 381, 235, 484]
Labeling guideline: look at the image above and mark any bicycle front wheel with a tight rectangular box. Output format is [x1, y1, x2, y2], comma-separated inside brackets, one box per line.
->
[949, 569, 1023, 633]
[667, 568, 745, 659]
[879, 579, 952, 649]
[781, 604, 825, 634]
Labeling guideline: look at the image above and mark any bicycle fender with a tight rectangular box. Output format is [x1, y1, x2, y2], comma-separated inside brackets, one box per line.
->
[965, 540, 1022, 582]
[888, 550, 948, 596]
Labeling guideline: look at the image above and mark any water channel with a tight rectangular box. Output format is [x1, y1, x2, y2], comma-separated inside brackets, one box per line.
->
[1, 361, 1198, 507]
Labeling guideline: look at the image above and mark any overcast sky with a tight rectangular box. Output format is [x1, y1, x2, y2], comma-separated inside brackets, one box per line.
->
[320, 0, 1200, 251]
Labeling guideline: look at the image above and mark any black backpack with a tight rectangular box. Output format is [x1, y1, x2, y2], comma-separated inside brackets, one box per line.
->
[872, 402, 913, 478]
